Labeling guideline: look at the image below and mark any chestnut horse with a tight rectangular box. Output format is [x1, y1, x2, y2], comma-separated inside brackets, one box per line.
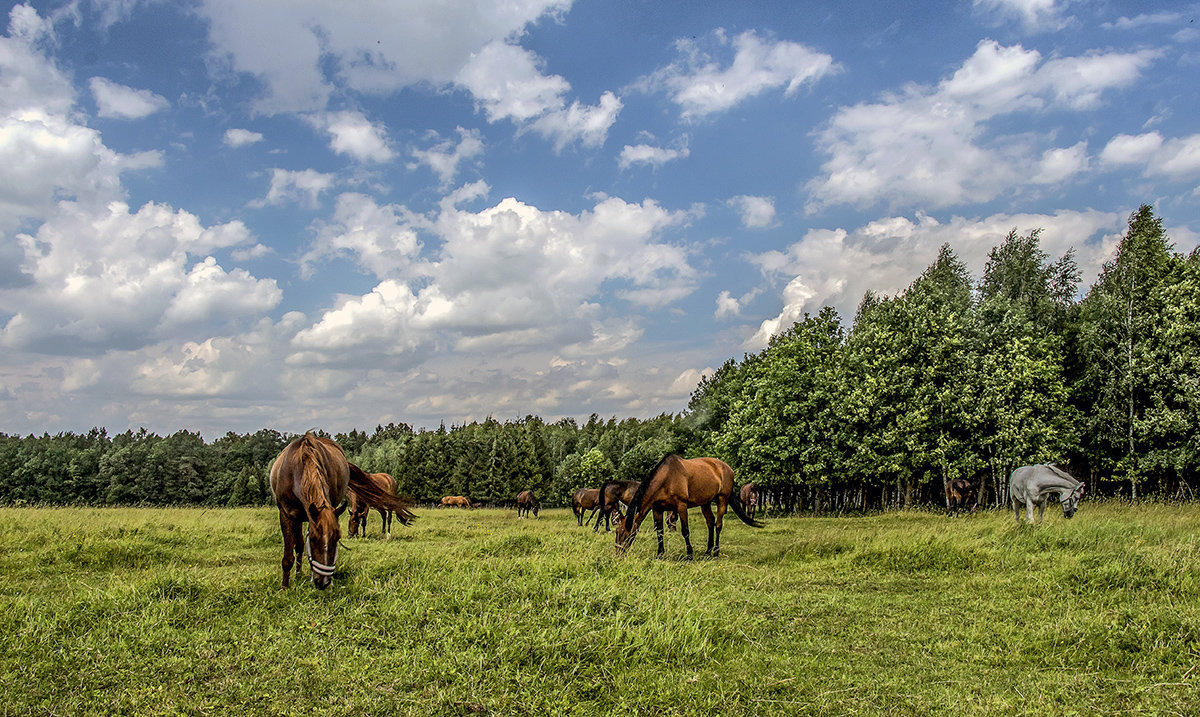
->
[516, 490, 539, 518]
[571, 488, 600, 526]
[593, 480, 639, 533]
[615, 455, 763, 559]
[440, 495, 473, 509]
[269, 434, 415, 589]
[348, 471, 399, 538]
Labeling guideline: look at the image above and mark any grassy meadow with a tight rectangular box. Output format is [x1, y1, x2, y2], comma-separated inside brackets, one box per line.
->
[2, 501, 1199, 716]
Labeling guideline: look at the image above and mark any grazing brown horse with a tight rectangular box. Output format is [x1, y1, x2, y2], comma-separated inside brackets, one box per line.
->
[571, 488, 600, 526]
[269, 434, 415, 589]
[440, 495, 473, 509]
[348, 471, 399, 538]
[593, 480, 639, 532]
[516, 490, 539, 518]
[615, 455, 763, 559]
[740, 482, 761, 522]
[945, 478, 979, 516]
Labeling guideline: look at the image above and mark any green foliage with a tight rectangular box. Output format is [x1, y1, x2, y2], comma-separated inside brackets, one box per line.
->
[578, 448, 616, 487]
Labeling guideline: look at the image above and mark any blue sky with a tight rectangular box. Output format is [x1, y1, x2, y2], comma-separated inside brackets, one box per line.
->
[1, 0, 1197, 438]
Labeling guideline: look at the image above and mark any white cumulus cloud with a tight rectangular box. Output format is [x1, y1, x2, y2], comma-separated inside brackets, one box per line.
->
[637, 29, 838, 119]
[88, 77, 169, 119]
[728, 195, 777, 228]
[1101, 131, 1200, 179]
[250, 168, 335, 208]
[2, 200, 277, 355]
[310, 110, 394, 163]
[410, 127, 485, 186]
[807, 39, 1156, 211]
[223, 128, 263, 147]
[618, 142, 689, 170]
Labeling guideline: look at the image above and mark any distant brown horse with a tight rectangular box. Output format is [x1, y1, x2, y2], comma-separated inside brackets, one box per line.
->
[440, 495, 473, 509]
[615, 455, 763, 559]
[945, 478, 979, 516]
[740, 482, 761, 522]
[348, 472, 399, 538]
[269, 433, 415, 589]
[571, 488, 600, 526]
[594, 480, 639, 533]
[516, 490, 539, 518]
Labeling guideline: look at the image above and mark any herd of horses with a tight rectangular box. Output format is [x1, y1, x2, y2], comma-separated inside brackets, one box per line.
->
[269, 432, 1086, 589]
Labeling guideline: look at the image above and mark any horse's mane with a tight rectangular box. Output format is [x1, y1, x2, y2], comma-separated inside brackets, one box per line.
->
[623, 454, 677, 532]
[298, 433, 336, 510]
[1044, 464, 1080, 486]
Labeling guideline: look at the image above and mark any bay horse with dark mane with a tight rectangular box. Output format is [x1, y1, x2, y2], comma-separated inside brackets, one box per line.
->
[516, 490, 539, 518]
[945, 478, 978, 516]
[571, 488, 600, 526]
[615, 455, 763, 559]
[269, 434, 415, 589]
[593, 479, 639, 532]
[348, 471, 399, 538]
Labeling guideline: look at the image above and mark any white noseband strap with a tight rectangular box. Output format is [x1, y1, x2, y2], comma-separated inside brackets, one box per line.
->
[304, 536, 337, 578]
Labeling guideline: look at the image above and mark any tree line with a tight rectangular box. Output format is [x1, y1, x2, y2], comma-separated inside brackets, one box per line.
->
[1, 206, 1196, 511]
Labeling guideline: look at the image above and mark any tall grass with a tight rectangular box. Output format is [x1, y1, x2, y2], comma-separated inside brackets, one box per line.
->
[1, 502, 1197, 715]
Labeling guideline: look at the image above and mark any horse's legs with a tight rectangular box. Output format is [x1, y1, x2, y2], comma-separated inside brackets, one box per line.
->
[1036, 501, 1046, 524]
[1012, 498, 1021, 524]
[713, 498, 727, 557]
[653, 509, 665, 557]
[286, 515, 305, 583]
[279, 511, 295, 588]
[700, 503, 715, 555]
[676, 505, 692, 560]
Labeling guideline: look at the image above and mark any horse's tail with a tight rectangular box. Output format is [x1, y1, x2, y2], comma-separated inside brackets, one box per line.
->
[728, 486, 765, 528]
[348, 463, 416, 525]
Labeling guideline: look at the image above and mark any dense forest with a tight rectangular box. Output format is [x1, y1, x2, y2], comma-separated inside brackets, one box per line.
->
[2, 206, 1196, 511]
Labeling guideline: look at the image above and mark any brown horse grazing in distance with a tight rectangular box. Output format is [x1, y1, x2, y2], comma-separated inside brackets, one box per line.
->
[269, 434, 416, 589]
[571, 488, 600, 526]
[945, 478, 979, 516]
[348, 472, 399, 538]
[615, 455, 763, 559]
[516, 490, 539, 518]
[594, 480, 640, 533]
[440, 495, 473, 509]
[740, 482, 761, 522]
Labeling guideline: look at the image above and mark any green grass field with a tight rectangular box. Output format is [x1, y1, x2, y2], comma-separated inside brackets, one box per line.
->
[2, 501, 1198, 716]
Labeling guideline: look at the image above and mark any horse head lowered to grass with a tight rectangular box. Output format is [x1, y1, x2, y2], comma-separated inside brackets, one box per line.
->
[614, 455, 763, 559]
[269, 433, 415, 589]
[516, 490, 539, 518]
[1009, 464, 1085, 525]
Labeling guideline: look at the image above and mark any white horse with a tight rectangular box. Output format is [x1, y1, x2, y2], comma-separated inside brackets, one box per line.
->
[1009, 464, 1086, 525]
